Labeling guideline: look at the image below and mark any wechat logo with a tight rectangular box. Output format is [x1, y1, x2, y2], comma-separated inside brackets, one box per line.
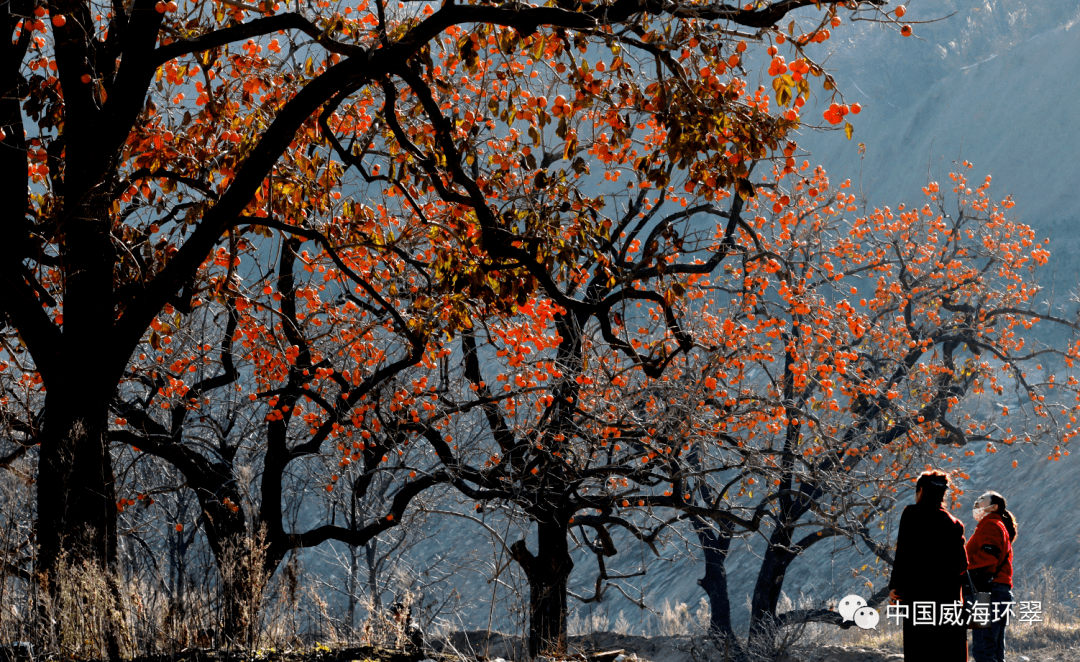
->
[838, 594, 880, 630]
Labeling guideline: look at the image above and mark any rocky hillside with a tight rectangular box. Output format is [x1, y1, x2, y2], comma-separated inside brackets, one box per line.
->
[799, 0, 1080, 256]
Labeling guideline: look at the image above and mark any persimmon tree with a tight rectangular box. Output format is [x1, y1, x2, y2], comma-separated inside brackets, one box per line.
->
[636, 161, 1080, 657]
[289, 1, 919, 654]
[1, 0, 905, 611]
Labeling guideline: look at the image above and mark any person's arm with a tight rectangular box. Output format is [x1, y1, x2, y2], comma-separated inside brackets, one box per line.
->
[967, 519, 1006, 589]
[966, 520, 1005, 572]
[954, 519, 970, 589]
[888, 507, 912, 599]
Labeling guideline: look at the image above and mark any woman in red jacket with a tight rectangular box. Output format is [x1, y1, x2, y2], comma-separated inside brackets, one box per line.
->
[966, 491, 1018, 662]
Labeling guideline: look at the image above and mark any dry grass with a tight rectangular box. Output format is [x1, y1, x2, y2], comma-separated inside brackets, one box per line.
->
[1007, 620, 1080, 654]
[813, 604, 1080, 657]
[809, 565, 1080, 657]
[1007, 565, 1080, 655]
[814, 618, 903, 652]
[36, 554, 128, 660]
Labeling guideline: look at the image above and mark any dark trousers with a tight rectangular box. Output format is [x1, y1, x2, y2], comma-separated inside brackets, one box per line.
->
[971, 583, 1012, 662]
[901, 598, 968, 661]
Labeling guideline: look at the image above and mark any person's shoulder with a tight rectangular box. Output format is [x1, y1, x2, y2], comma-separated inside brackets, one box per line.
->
[987, 515, 1010, 538]
[937, 505, 965, 530]
[945, 509, 963, 525]
[974, 514, 1006, 532]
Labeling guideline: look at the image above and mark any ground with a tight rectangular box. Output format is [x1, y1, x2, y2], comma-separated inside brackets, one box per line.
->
[41, 626, 1076, 662]
[439, 628, 1080, 662]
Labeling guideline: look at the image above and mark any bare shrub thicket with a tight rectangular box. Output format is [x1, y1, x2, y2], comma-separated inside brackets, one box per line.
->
[0, 444, 467, 656]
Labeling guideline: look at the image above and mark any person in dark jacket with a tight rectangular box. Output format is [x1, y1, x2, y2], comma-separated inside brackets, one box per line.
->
[966, 491, 1017, 662]
[888, 470, 969, 661]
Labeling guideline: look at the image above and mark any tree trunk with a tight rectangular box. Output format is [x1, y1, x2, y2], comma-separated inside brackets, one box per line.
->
[190, 485, 275, 649]
[746, 527, 798, 655]
[512, 515, 574, 657]
[167, 521, 190, 643]
[38, 212, 120, 575]
[37, 393, 118, 577]
[692, 519, 737, 637]
[37, 385, 121, 660]
[32, 182, 125, 656]
[365, 540, 381, 610]
[214, 524, 278, 648]
[691, 515, 755, 662]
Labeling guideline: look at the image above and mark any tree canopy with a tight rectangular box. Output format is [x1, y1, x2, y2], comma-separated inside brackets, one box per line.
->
[14, 0, 1059, 655]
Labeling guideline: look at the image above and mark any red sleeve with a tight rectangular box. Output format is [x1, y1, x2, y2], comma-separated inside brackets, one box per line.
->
[965, 519, 1007, 572]
[953, 515, 968, 576]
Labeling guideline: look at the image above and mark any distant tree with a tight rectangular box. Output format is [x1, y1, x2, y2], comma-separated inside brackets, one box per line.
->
[107, 239, 448, 645]
[659, 162, 1080, 659]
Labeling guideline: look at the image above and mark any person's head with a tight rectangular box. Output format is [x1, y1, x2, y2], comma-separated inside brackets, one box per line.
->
[915, 470, 950, 505]
[973, 491, 1018, 542]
